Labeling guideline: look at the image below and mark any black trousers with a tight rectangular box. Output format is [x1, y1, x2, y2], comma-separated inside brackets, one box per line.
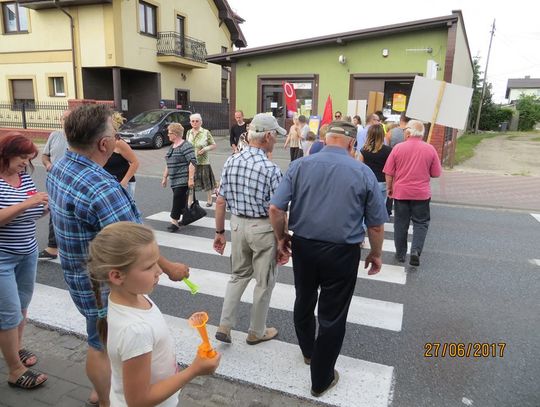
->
[290, 147, 303, 161]
[170, 185, 189, 221]
[291, 234, 360, 392]
[47, 216, 57, 248]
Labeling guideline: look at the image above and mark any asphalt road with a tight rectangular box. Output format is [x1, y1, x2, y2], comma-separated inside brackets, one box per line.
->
[28, 140, 540, 407]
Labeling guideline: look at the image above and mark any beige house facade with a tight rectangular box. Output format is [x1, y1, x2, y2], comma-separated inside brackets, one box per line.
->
[1, 0, 245, 117]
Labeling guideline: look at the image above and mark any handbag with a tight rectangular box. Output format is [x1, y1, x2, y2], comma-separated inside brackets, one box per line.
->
[181, 199, 207, 226]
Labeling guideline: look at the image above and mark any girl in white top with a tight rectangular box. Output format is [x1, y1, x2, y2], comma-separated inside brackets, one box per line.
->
[88, 222, 220, 407]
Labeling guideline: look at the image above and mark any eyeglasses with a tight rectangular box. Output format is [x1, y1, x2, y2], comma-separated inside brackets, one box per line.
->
[334, 115, 342, 119]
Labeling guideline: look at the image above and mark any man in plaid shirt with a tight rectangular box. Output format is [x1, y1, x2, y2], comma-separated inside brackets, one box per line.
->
[213, 113, 289, 346]
[47, 104, 189, 406]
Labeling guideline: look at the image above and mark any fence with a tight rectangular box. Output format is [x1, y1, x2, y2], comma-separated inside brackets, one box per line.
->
[0, 101, 69, 130]
[1, 99, 230, 136]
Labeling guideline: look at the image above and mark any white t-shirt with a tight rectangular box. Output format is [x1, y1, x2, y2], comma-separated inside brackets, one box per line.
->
[107, 296, 180, 407]
[299, 123, 310, 151]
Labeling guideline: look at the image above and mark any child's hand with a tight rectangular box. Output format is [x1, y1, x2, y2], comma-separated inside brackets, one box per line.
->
[191, 352, 221, 376]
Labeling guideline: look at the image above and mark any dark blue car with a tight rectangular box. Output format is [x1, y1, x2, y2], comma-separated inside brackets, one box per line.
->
[118, 109, 192, 149]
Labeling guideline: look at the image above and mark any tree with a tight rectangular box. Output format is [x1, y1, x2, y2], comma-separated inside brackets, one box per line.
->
[516, 94, 540, 131]
[468, 57, 495, 131]
[468, 57, 513, 131]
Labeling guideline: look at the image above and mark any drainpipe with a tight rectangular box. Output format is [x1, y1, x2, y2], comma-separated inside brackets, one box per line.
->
[54, 0, 78, 99]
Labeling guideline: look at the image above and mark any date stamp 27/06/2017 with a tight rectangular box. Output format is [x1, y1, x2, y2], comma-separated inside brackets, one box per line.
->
[424, 342, 506, 358]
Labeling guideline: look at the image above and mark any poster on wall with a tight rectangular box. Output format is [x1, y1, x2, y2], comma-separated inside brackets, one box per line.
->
[308, 116, 321, 135]
[392, 93, 407, 112]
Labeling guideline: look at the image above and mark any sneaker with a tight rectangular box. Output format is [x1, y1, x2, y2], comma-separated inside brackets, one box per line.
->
[409, 252, 420, 267]
[215, 327, 231, 343]
[38, 250, 57, 260]
[246, 327, 278, 345]
[394, 254, 405, 263]
[311, 370, 339, 397]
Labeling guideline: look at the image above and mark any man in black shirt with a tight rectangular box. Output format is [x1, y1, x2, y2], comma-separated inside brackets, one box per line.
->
[230, 110, 247, 154]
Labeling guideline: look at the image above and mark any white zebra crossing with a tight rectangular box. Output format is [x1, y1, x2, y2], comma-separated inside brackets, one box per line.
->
[38, 210, 408, 406]
[147, 210, 413, 234]
[532, 213, 540, 223]
[158, 268, 403, 331]
[28, 284, 394, 407]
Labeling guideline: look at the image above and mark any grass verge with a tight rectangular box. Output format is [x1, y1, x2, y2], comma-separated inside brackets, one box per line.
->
[454, 133, 497, 165]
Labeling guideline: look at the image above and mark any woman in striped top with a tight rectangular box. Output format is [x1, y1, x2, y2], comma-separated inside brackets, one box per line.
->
[161, 123, 197, 232]
[0, 133, 48, 389]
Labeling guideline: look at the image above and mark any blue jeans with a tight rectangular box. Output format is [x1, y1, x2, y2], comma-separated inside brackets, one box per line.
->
[0, 249, 38, 330]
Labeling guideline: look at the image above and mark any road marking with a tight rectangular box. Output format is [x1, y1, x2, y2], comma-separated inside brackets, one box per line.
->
[28, 283, 394, 407]
[154, 230, 404, 282]
[147, 211, 412, 234]
[531, 213, 540, 223]
[47, 225, 407, 285]
[159, 268, 403, 332]
[529, 259, 540, 267]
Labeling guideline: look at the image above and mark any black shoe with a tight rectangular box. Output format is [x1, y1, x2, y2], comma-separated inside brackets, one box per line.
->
[38, 250, 57, 260]
[409, 252, 420, 267]
[394, 254, 405, 263]
[311, 370, 339, 397]
[166, 224, 179, 232]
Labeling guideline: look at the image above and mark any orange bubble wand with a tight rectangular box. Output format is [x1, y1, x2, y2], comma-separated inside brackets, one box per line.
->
[188, 312, 217, 359]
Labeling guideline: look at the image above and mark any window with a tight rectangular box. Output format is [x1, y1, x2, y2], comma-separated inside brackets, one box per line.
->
[221, 78, 228, 101]
[138, 1, 156, 36]
[2, 2, 28, 33]
[48, 77, 65, 97]
[11, 79, 35, 107]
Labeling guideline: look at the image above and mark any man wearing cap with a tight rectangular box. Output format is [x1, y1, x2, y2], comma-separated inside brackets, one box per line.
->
[269, 121, 387, 397]
[213, 113, 288, 345]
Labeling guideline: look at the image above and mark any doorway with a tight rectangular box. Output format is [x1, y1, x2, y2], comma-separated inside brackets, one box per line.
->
[175, 89, 189, 110]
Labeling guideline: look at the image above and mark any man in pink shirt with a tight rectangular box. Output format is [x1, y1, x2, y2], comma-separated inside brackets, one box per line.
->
[383, 120, 442, 266]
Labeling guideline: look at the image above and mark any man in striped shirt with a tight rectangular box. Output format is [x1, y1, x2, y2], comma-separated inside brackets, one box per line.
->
[213, 113, 288, 346]
[47, 104, 190, 406]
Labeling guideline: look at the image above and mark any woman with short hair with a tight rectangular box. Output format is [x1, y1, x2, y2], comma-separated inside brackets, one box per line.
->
[162, 123, 197, 232]
[0, 133, 48, 389]
[186, 113, 217, 207]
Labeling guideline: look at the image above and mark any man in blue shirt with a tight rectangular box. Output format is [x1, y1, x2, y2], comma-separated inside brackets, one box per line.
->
[269, 120, 388, 397]
[47, 104, 189, 406]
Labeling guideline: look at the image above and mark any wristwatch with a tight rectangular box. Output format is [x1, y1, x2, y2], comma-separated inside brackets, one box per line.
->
[215, 229, 225, 234]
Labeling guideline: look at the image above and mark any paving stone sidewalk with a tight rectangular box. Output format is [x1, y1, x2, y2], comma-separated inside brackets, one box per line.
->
[0, 322, 326, 407]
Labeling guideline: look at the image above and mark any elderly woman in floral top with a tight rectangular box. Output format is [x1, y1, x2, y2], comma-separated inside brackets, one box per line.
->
[186, 113, 217, 207]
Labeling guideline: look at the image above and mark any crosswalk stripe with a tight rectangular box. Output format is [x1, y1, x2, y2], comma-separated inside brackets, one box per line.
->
[532, 213, 540, 223]
[46, 224, 408, 285]
[158, 268, 403, 332]
[28, 283, 394, 407]
[153, 230, 407, 262]
[529, 259, 540, 267]
[147, 211, 413, 234]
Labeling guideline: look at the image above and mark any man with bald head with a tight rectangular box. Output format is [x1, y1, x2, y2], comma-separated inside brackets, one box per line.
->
[383, 120, 442, 267]
[269, 120, 387, 398]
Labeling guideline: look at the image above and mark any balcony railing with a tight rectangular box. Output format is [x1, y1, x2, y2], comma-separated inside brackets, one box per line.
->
[157, 32, 207, 64]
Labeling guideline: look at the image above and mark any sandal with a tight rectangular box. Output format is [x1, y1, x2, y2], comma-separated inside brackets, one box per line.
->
[19, 349, 37, 367]
[8, 368, 47, 389]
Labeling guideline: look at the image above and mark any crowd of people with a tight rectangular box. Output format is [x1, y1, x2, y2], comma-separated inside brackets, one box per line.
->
[0, 103, 441, 403]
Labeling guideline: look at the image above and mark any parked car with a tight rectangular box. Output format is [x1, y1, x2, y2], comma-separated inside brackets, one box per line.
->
[118, 109, 192, 149]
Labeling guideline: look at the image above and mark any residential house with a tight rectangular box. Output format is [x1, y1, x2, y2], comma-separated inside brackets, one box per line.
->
[207, 10, 473, 166]
[505, 76, 540, 103]
[0, 0, 245, 120]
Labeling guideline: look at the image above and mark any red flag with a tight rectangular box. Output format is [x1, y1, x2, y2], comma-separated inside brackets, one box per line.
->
[283, 82, 297, 114]
[321, 94, 333, 125]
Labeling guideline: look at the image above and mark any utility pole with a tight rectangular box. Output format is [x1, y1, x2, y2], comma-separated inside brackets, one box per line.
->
[474, 19, 496, 134]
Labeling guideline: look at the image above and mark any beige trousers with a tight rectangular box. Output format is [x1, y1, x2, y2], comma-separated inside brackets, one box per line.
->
[218, 215, 277, 337]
